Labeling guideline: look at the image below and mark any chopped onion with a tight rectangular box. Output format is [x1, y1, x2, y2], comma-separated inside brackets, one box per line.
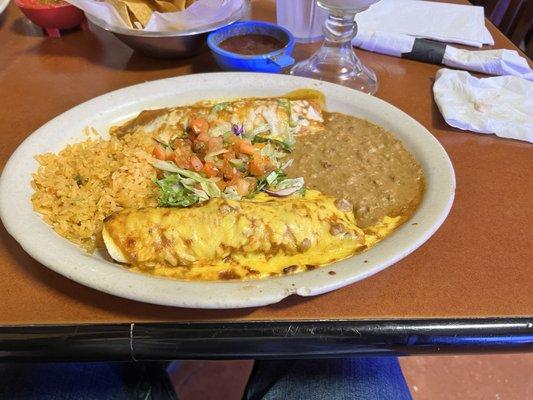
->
[264, 177, 304, 197]
[264, 186, 301, 197]
[281, 159, 293, 170]
[232, 124, 244, 136]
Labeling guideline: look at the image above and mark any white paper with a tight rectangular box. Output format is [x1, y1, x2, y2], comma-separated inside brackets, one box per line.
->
[433, 69, 533, 143]
[353, 31, 415, 57]
[443, 47, 533, 81]
[356, 0, 494, 47]
[352, 30, 533, 80]
[67, 0, 244, 32]
[145, 0, 243, 31]
[67, 0, 127, 28]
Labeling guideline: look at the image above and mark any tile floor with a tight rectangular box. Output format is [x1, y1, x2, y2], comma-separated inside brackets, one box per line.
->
[169, 354, 533, 399]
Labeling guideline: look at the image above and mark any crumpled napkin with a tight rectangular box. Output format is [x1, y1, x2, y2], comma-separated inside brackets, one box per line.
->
[443, 47, 533, 80]
[356, 0, 493, 47]
[353, 31, 533, 80]
[433, 69, 533, 143]
[66, 0, 244, 32]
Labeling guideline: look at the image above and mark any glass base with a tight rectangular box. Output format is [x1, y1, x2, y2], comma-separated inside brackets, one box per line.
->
[290, 57, 378, 95]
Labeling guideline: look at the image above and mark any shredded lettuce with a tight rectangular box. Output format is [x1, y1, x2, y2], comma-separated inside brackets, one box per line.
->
[252, 135, 294, 152]
[260, 143, 287, 168]
[210, 102, 230, 114]
[248, 124, 271, 138]
[152, 160, 222, 207]
[154, 174, 200, 208]
[266, 171, 279, 185]
[209, 125, 232, 138]
[152, 159, 180, 173]
[151, 138, 304, 206]
[247, 170, 291, 198]
[269, 177, 304, 192]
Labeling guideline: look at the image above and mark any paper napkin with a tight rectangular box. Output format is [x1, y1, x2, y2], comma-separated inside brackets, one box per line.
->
[353, 31, 533, 80]
[433, 69, 533, 143]
[356, 0, 494, 47]
[67, 0, 244, 32]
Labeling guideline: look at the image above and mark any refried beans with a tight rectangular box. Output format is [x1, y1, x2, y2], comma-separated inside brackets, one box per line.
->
[287, 112, 424, 227]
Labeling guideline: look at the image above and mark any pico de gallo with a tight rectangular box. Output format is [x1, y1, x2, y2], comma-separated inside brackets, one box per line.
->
[150, 113, 304, 208]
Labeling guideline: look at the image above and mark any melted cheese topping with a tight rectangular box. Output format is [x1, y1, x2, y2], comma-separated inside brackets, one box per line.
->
[103, 191, 373, 281]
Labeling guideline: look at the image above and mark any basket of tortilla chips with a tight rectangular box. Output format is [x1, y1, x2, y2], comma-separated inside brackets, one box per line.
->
[69, 0, 247, 58]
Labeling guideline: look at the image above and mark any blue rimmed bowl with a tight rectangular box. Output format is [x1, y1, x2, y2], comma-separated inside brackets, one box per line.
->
[207, 21, 295, 73]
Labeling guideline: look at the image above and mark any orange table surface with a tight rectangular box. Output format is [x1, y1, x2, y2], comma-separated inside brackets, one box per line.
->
[0, 0, 531, 326]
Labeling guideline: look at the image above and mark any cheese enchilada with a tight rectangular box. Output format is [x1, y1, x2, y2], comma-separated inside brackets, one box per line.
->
[102, 190, 365, 280]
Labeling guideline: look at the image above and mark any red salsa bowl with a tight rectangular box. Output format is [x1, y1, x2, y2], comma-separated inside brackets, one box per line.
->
[15, 0, 84, 31]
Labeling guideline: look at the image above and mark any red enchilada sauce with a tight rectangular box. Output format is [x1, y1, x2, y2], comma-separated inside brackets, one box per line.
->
[219, 34, 286, 55]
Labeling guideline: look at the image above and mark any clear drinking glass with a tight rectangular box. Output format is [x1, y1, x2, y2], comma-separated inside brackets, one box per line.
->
[276, 0, 327, 43]
[290, 0, 381, 95]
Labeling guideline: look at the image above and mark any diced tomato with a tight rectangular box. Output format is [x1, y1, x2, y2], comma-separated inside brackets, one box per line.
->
[202, 162, 219, 178]
[189, 117, 209, 135]
[234, 171, 245, 181]
[166, 149, 175, 160]
[196, 132, 210, 142]
[249, 155, 267, 177]
[175, 158, 191, 169]
[152, 143, 174, 161]
[236, 139, 255, 156]
[222, 149, 236, 161]
[190, 155, 204, 171]
[152, 143, 166, 160]
[152, 147, 166, 160]
[173, 138, 190, 149]
[173, 147, 193, 169]
[221, 161, 237, 179]
[207, 136, 224, 153]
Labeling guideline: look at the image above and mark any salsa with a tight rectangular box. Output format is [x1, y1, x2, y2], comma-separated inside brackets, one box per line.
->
[219, 34, 286, 55]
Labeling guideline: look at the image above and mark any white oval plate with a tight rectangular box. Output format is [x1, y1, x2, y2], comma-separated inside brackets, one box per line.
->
[0, 73, 455, 309]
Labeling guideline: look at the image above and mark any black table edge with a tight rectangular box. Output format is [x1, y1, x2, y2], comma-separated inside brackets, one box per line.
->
[1, 317, 532, 361]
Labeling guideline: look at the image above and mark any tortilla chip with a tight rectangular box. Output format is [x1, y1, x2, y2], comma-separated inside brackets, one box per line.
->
[123, 0, 157, 27]
[185, 0, 195, 8]
[107, 0, 134, 28]
[171, 0, 186, 10]
[155, 0, 179, 12]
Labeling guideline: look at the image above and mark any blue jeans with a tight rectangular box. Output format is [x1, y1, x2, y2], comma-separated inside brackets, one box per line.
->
[0, 362, 178, 400]
[245, 358, 412, 400]
[0, 358, 412, 400]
